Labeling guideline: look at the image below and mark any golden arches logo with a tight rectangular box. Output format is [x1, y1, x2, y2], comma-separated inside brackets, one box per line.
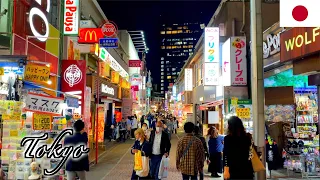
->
[84, 30, 97, 41]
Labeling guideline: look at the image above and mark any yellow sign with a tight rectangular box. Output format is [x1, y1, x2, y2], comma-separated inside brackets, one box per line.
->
[24, 64, 50, 83]
[236, 108, 250, 119]
[231, 97, 238, 105]
[33, 113, 52, 130]
[99, 62, 110, 77]
[111, 71, 120, 83]
[0, 67, 4, 75]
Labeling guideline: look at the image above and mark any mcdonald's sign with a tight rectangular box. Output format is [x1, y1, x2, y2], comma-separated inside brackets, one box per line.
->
[78, 28, 104, 44]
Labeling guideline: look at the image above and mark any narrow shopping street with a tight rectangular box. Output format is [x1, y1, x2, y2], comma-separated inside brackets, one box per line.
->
[87, 131, 223, 180]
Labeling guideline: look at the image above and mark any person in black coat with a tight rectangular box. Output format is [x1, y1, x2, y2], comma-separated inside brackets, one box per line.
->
[64, 120, 89, 180]
[148, 121, 171, 180]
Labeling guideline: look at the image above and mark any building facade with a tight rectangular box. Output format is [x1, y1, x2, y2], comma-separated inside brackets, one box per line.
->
[159, 22, 204, 95]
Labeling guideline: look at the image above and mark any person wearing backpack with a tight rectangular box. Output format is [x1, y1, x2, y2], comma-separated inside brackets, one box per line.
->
[176, 122, 205, 180]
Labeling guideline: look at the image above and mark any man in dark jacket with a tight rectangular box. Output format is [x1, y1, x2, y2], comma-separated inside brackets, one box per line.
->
[194, 126, 208, 180]
[64, 120, 89, 180]
[149, 121, 171, 180]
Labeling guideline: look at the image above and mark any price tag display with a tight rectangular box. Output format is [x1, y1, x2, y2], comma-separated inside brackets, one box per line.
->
[33, 113, 52, 130]
[236, 108, 250, 119]
[24, 64, 50, 83]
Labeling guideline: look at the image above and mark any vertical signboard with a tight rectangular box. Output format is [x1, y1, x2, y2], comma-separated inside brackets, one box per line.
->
[172, 85, 177, 98]
[185, 68, 193, 91]
[222, 38, 231, 86]
[204, 63, 219, 86]
[64, 0, 79, 35]
[230, 37, 247, 85]
[204, 27, 220, 63]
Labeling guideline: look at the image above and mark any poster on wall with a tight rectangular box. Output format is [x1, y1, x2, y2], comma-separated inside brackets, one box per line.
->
[228, 99, 252, 120]
[208, 111, 219, 124]
[97, 106, 105, 143]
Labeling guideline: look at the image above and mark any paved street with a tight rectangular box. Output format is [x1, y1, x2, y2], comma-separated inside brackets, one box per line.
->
[86, 131, 223, 180]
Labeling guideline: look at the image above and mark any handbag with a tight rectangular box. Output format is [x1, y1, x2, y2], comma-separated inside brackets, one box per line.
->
[249, 139, 265, 172]
[134, 150, 143, 171]
[136, 156, 149, 177]
[158, 157, 170, 179]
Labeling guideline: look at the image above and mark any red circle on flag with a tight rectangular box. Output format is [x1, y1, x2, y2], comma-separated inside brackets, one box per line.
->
[101, 22, 118, 37]
[292, 5, 308, 22]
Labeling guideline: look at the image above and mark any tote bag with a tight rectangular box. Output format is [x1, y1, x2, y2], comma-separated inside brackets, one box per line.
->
[134, 150, 143, 171]
[250, 146, 265, 172]
[136, 156, 149, 177]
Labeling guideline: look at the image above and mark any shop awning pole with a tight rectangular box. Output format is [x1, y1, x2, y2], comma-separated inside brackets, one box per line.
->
[95, 61, 100, 164]
[250, 0, 266, 179]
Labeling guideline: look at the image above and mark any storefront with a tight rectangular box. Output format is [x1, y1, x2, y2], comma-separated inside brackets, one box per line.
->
[261, 26, 320, 178]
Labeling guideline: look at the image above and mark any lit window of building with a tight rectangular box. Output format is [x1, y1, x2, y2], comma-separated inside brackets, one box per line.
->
[161, 72, 164, 75]
[167, 46, 172, 49]
[172, 68, 176, 71]
[183, 42, 187, 44]
[160, 31, 165, 34]
[167, 53, 172, 56]
[167, 27, 172, 30]
[184, 50, 188, 52]
[161, 83, 164, 86]
[172, 72, 177, 75]
[161, 87, 164, 90]
[161, 46, 165, 49]
[189, 49, 192, 52]
[178, 30, 183, 33]
[161, 68, 164, 72]
[161, 76, 164, 79]
[189, 52, 193, 56]
[167, 76, 172, 79]
[167, 68, 170, 71]
[161, 61, 164, 65]
[177, 27, 182, 29]
[183, 45, 188, 48]
[188, 45, 193, 48]
[166, 61, 170, 64]
[161, 80, 164, 82]
[172, 30, 178, 34]
[161, 91, 164, 93]
[166, 31, 172, 34]
[161, 57, 164, 60]
[161, 65, 164, 68]
[183, 26, 188, 29]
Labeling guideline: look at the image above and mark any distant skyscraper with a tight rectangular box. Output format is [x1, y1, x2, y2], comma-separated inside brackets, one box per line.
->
[159, 22, 204, 95]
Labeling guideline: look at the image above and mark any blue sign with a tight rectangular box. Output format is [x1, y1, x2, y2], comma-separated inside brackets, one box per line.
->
[99, 38, 118, 48]
[65, 96, 79, 108]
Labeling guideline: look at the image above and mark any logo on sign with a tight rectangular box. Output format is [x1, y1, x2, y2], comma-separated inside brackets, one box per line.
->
[204, 27, 219, 63]
[101, 84, 115, 95]
[29, 0, 50, 42]
[78, 28, 104, 43]
[101, 22, 118, 37]
[64, 64, 82, 87]
[64, 0, 79, 35]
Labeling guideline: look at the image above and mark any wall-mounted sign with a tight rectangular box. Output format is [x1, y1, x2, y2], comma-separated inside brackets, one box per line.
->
[33, 113, 52, 130]
[280, 27, 320, 62]
[99, 38, 118, 48]
[263, 30, 284, 59]
[131, 85, 139, 91]
[130, 74, 142, 86]
[101, 84, 115, 95]
[80, 20, 96, 28]
[129, 60, 142, 67]
[63, 0, 79, 35]
[172, 85, 177, 98]
[185, 68, 193, 91]
[101, 22, 118, 37]
[204, 27, 220, 63]
[222, 37, 247, 86]
[29, 0, 50, 42]
[65, 96, 79, 108]
[24, 64, 50, 83]
[236, 108, 250, 119]
[25, 93, 64, 115]
[99, 62, 110, 77]
[111, 71, 120, 83]
[61, 60, 86, 92]
[204, 63, 219, 86]
[78, 28, 104, 44]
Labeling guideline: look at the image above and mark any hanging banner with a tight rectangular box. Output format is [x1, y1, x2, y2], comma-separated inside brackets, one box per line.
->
[115, 110, 122, 122]
[84, 87, 91, 133]
[25, 93, 64, 115]
[111, 71, 120, 83]
[24, 64, 50, 83]
[97, 106, 105, 142]
[61, 60, 86, 92]
[129, 60, 141, 67]
[99, 62, 110, 77]
[33, 113, 52, 130]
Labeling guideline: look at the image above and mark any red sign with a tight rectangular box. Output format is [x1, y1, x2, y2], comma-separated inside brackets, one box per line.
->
[78, 28, 104, 44]
[115, 111, 122, 122]
[61, 60, 86, 91]
[129, 60, 142, 67]
[131, 85, 139, 91]
[101, 22, 118, 37]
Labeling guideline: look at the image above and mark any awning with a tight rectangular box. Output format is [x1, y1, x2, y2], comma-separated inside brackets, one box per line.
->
[200, 99, 224, 108]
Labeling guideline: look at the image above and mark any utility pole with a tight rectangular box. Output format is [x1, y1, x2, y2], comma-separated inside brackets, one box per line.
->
[250, 0, 266, 179]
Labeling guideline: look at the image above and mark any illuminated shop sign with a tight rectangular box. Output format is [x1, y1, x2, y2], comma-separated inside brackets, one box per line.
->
[204, 63, 219, 86]
[78, 28, 104, 44]
[204, 27, 220, 63]
[64, 0, 79, 35]
[184, 68, 193, 91]
[29, 0, 50, 42]
[101, 84, 115, 95]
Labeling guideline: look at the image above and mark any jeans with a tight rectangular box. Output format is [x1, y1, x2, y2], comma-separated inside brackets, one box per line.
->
[66, 171, 86, 180]
[150, 155, 162, 180]
[182, 173, 197, 180]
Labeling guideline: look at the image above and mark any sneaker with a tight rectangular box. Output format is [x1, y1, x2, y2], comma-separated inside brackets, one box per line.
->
[111, 139, 116, 142]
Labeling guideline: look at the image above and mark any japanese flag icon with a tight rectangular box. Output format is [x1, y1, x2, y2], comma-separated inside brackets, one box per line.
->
[280, 0, 320, 27]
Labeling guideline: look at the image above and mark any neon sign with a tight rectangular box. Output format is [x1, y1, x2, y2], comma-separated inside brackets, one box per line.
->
[204, 27, 219, 63]
[29, 0, 50, 42]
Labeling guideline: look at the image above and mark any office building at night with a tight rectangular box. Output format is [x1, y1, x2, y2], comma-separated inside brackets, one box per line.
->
[159, 22, 204, 95]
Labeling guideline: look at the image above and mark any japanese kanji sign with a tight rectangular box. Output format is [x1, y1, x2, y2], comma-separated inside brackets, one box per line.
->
[99, 38, 118, 48]
[33, 113, 52, 130]
[230, 37, 247, 85]
[24, 64, 50, 83]
[236, 108, 250, 119]
[25, 93, 64, 115]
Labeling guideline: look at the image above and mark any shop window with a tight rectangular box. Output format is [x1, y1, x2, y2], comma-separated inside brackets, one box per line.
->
[189, 49, 193, 52]
[172, 72, 177, 75]
[172, 46, 177, 49]
[172, 68, 176, 71]
[166, 61, 170, 64]
[167, 76, 172, 79]
[189, 52, 193, 56]
[161, 61, 164, 64]
[160, 31, 165, 34]
[161, 46, 165, 49]
[166, 31, 172, 34]
[167, 53, 172, 56]
[185, 30, 191, 33]
[161, 83, 164, 86]
[183, 26, 188, 29]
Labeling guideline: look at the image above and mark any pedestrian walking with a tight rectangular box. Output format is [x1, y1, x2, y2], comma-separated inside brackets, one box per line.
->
[131, 115, 138, 139]
[64, 120, 89, 180]
[194, 126, 209, 180]
[119, 118, 127, 142]
[149, 121, 171, 180]
[208, 127, 224, 177]
[223, 116, 254, 180]
[127, 116, 132, 138]
[176, 122, 205, 180]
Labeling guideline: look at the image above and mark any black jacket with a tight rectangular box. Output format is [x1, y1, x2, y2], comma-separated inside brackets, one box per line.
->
[149, 130, 171, 156]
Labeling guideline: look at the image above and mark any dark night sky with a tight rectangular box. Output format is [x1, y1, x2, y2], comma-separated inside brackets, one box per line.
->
[98, 1, 220, 88]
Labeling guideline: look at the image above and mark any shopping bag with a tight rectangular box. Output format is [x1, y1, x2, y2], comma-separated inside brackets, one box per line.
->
[136, 156, 149, 177]
[158, 157, 169, 179]
[134, 150, 143, 171]
[251, 148, 265, 172]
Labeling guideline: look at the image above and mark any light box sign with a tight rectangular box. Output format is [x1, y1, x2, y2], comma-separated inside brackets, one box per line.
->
[129, 60, 142, 67]
[185, 68, 193, 91]
[101, 84, 115, 95]
[204, 63, 219, 86]
[172, 85, 177, 98]
[99, 38, 118, 48]
[204, 27, 220, 63]
[64, 0, 79, 35]
[222, 37, 247, 86]
[78, 28, 104, 44]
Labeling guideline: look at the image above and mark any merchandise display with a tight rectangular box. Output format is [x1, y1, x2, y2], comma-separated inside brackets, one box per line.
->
[265, 105, 295, 122]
